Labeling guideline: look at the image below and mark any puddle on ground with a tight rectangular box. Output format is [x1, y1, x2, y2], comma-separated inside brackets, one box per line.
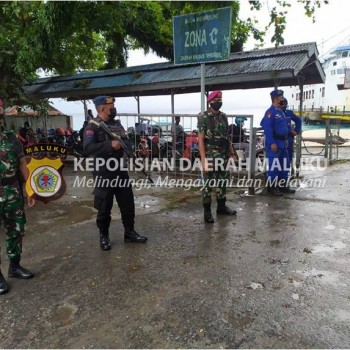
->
[271, 210, 287, 215]
[246, 282, 264, 290]
[324, 221, 336, 230]
[297, 268, 340, 284]
[335, 309, 350, 322]
[291, 293, 300, 300]
[339, 228, 350, 235]
[311, 241, 346, 253]
[134, 195, 167, 213]
[48, 302, 78, 328]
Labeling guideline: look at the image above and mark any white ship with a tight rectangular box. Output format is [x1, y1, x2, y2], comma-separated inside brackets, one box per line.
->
[288, 45, 350, 124]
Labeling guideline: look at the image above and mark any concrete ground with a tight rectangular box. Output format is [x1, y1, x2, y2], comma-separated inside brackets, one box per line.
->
[1, 159, 350, 348]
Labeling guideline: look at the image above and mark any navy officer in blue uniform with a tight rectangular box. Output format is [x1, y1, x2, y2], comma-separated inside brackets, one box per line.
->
[281, 98, 302, 167]
[261, 89, 295, 196]
[83, 96, 147, 250]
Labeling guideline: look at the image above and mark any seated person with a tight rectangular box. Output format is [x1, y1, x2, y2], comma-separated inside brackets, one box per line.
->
[229, 116, 250, 159]
[18, 121, 34, 145]
[86, 109, 94, 121]
[135, 122, 148, 136]
[36, 128, 46, 142]
[79, 121, 89, 143]
[171, 116, 186, 154]
[135, 122, 151, 156]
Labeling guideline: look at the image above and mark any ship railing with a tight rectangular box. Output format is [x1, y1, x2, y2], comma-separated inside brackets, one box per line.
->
[291, 106, 350, 115]
[324, 106, 350, 115]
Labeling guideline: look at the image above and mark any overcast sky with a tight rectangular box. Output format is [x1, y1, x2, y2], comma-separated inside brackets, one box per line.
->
[49, 0, 350, 129]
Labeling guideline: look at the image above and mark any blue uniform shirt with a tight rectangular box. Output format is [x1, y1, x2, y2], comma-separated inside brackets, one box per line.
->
[284, 109, 302, 136]
[260, 105, 289, 150]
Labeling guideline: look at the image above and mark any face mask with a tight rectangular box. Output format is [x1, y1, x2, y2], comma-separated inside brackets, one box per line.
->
[210, 101, 222, 111]
[108, 107, 117, 120]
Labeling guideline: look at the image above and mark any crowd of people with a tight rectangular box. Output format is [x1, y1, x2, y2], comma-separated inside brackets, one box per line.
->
[0, 90, 301, 295]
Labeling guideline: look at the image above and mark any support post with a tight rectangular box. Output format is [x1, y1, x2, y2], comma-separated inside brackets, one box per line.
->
[295, 76, 304, 178]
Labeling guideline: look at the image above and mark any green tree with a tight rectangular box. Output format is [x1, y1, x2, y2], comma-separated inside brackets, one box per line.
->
[0, 0, 328, 106]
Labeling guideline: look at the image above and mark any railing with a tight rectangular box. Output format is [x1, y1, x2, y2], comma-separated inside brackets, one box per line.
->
[291, 105, 350, 115]
[113, 113, 265, 193]
[300, 118, 343, 164]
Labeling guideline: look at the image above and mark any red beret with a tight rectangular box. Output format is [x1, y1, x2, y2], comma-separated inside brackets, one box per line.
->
[207, 90, 222, 102]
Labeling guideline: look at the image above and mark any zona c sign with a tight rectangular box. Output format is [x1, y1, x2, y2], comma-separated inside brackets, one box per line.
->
[173, 7, 232, 65]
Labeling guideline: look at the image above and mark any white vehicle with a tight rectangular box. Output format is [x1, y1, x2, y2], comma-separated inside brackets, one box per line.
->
[287, 45, 350, 124]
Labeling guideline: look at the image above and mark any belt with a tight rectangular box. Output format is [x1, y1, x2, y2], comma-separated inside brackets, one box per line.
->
[205, 138, 229, 147]
[0, 176, 18, 186]
[273, 133, 288, 140]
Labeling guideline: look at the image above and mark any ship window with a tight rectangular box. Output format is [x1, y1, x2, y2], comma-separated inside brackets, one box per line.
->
[333, 61, 337, 66]
[342, 51, 348, 58]
[322, 87, 325, 97]
[337, 68, 344, 74]
[312, 90, 314, 98]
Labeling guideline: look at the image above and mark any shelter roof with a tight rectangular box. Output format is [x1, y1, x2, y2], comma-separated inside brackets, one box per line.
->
[5, 105, 66, 117]
[24, 42, 325, 100]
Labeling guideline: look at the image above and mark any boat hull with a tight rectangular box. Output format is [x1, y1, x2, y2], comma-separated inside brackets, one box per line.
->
[295, 110, 350, 125]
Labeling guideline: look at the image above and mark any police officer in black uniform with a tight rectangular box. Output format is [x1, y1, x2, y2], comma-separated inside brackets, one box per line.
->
[83, 96, 147, 250]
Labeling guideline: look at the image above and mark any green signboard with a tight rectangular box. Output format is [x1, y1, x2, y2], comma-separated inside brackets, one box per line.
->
[173, 7, 232, 65]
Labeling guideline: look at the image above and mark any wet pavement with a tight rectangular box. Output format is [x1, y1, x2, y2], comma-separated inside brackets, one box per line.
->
[1, 160, 350, 348]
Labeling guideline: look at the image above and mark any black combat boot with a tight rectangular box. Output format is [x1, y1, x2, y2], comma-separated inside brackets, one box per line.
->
[124, 229, 148, 243]
[203, 203, 214, 223]
[99, 231, 111, 251]
[266, 186, 283, 197]
[0, 270, 9, 295]
[279, 186, 296, 194]
[8, 259, 34, 279]
[216, 199, 237, 215]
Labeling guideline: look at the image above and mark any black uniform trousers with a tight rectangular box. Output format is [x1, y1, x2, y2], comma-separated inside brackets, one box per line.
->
[93, 173, 135, 233]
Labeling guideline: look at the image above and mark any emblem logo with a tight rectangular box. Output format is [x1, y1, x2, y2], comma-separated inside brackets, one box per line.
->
[25, 157, 66, 204]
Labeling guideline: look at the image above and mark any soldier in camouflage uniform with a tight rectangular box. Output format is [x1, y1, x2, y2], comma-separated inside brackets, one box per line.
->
[84, 96, 147, 251]
[198, 91, 238, 223]
[0, 99, 35, 295]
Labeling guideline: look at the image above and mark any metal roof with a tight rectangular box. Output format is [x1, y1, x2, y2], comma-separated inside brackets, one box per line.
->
[5, 104, 66, 116]
[24, 42, 325, 100]
[332, 45, 350, 53]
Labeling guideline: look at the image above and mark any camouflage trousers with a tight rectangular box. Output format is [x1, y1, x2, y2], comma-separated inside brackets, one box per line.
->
[0, 185, 26, 262]
[202, 151, 230, 204]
